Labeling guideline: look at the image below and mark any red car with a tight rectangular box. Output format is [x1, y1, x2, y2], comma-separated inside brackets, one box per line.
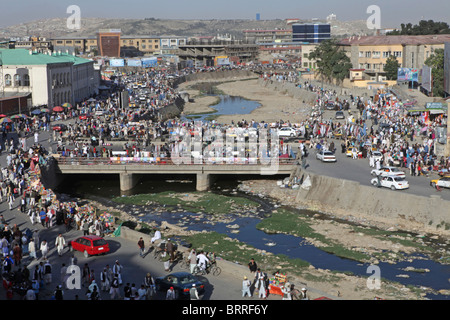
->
[79, 113, 92, 120]
[69, 235, 110, 258]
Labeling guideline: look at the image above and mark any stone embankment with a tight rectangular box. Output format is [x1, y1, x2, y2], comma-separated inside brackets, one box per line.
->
[240, 168, 450, 237]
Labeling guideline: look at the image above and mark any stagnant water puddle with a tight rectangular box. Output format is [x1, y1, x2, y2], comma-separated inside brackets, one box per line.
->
[56, 174, 450, 299]
[181, 82, 261, 121]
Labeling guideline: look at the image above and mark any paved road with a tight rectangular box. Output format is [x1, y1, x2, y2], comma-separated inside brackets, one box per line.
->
[303, 139, 450, 202]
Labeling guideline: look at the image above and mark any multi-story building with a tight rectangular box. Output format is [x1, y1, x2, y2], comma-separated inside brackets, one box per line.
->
[292, 23, 331, 44]
[120, 35, 161, 56]
[0, 48, 99, 111]
[300, 43, 320, 69]
[160, 36, 187, 55]
[339, 35, 450, 81]
[51, 36, 96, 54]
[243, 29, 292, 44]
[97, 29, 121, 57]
[178, 41, 259, 66]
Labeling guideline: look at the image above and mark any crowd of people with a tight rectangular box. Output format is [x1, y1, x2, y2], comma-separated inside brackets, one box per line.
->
[0, 63, 448, 301]
[261, 70, 450, 175]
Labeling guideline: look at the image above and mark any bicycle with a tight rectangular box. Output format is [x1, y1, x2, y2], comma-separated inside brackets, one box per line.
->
[193, 260, 221, 276]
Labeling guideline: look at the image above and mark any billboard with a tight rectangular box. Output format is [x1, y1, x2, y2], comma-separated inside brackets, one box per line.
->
[141, 57, 158, 67]
[445, 42, 450, 96]
[109, 58, 125, 67]
[421, 65, 432, 93]
[127, 59, 142, 67]
[397, 68, 418, 82]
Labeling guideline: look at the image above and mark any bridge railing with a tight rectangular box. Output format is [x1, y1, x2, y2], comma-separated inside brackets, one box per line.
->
[55, 156, 298, 166]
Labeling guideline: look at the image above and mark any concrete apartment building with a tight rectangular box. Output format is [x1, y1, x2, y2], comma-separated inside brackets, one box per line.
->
[243, 29, 293, 44]
[0, 48, 99, 112]
[339, 34, 450, 82]
[178, 41, 259, 66]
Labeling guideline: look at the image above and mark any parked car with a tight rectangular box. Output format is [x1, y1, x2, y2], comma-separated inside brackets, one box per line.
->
[155, 272, 205, 300]
[277, 127, 297, 138]
[69, 235, 110, 258]
[52, 123, 68, 131]
[371, 175, 409, 190]
[371, 166, 406, 178]
[79, 113, 92, 120]
[335, 111, 345, 119]
[430, 176, 450, 189]
[326, 102, 336, 110]
[316, 150, 337, 162]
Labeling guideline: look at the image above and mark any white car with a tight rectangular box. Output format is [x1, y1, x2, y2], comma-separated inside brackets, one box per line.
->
[316, 150, 337, 162]
[371, 151, 383, 162]
[371, 176, 409, 190]
[430, 176, 450, 189]
[371, 166, 406, 178]
[277, 127, 297, 138]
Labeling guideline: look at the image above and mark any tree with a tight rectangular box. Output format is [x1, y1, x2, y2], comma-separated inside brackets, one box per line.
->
[424, 49, 445, 97]
[384, 55, 400, 80]
[308, 39, 352, 85]
[387, 20, 450, 35]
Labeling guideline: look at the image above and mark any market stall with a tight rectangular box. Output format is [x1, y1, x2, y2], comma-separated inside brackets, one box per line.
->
[268, 272, 287, 296]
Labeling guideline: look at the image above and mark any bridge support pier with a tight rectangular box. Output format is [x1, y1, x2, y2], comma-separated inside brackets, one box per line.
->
[120, 173, 139, 191]
[196, 173, 211, 191]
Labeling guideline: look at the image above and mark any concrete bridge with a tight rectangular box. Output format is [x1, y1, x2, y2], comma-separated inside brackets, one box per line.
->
[55, 157, 298, 191]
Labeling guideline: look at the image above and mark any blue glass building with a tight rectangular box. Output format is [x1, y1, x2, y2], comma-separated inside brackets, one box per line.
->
[292, 23, 331, 43]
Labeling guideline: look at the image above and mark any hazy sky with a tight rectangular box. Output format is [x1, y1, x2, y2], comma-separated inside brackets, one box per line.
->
[1, 0, 449, 28]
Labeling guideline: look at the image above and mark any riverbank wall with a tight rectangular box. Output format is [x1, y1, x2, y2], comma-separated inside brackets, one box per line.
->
[252, 169, 450, 237]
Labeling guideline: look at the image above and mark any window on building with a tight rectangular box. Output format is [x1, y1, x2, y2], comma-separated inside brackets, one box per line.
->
[393, 51, 402, 58]
[155, 45, 158, 49]
[365, 51, 371, 58]
[4, 74, 12, 87]
[66, 40, 72, 44]
[382, 51, 391, 58]
[359, 51, 364, 58]
[142, 45, 146, 49]
[372, 51, 381, 58]
[56, 41, 63, 44]
[14, 74, 20, 86]
[23, 74, 30, 87]
[142, 40, 146, 43]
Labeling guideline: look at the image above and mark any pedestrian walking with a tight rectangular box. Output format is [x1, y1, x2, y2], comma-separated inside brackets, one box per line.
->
[189, 283, 200, 300]
[137, 284, 147, 300]
[166, 286, 176, 300]
[100, 267, 110, 292]
[112, 260, 123, 285]
[138, 237, 145, 257]
[188, 249, 197, 274]
[110, 274, 121, 300]
[40, 240, 48, 260]
[55, 233, 66, 256]
[242, 276, 252, 298]
[43, 260, 52, 285]
[28, 238, 37, 260]
[82, 263, 91, 287]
